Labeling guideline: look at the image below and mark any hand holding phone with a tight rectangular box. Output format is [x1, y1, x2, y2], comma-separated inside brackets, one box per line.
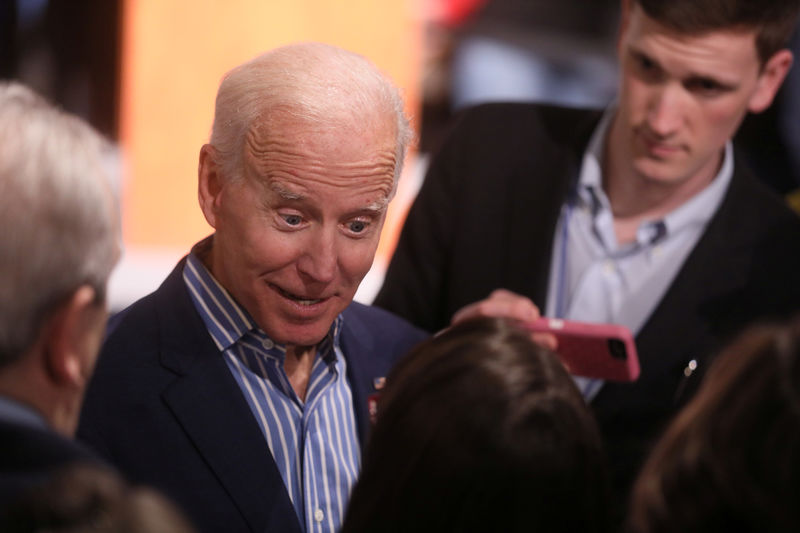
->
[524, 318, 640, 382]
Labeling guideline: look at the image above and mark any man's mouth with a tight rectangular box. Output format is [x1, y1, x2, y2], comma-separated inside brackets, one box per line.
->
[273, 285, 326, 306]
[638, 130, 681, 156]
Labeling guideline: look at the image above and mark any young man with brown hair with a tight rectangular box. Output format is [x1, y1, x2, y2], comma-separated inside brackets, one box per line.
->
[377, 0, 800, 519]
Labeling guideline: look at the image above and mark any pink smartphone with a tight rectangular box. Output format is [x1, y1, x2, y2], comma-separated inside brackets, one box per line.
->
[524, 318, 640, 382]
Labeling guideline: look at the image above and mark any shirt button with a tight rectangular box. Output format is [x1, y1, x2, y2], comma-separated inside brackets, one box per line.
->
[603, 260, 614, 274]
[314, 509, 324, 522]
[262, 338, 274, 350]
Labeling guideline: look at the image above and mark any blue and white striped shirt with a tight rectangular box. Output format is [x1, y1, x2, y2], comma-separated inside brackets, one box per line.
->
[182, 243, 360, 533]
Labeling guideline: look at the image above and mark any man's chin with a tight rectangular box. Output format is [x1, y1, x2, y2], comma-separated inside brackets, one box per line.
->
[632, 158, 686, 186]
[263, 319, 335, 349]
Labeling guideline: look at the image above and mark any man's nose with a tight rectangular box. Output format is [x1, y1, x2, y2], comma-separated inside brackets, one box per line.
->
[646, 85, 683, 137]
[297, 229, 337, 283]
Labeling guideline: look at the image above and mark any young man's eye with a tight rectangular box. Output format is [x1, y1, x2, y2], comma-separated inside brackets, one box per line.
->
[631, 53, 660, 81]
[687, 78, 723, 96]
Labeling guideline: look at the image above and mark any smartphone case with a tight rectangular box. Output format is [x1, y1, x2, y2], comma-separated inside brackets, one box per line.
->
[525, 318, 640, 382]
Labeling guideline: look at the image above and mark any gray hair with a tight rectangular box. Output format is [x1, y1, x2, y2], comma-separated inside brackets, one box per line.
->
[0, 82, 120, 367]
[209, 42, 414, 186]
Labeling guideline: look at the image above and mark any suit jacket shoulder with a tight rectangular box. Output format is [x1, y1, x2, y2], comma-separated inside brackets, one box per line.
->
[340, 302, 428, 443]
[0, 421, 100, 510]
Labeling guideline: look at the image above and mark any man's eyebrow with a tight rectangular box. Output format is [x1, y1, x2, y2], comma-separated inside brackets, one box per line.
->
[629, 48, 661, 68]
[684, 73, 739, 91]
[268, 181, 390, 212]
[363, 197, 389, 213]
[629, 47, 739, 91]
[269, 182, 304, 201]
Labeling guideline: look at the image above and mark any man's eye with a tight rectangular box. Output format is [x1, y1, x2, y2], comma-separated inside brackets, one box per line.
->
[632, 53, 660, 80]
[687, 78, 723, 96]
[282, 214, 303, 226]
[348, 220, 367, 233]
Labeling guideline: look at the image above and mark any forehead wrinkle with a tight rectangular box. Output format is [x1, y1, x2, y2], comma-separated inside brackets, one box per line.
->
[246, 135, 397, 201]
[246, 120, 397, 167]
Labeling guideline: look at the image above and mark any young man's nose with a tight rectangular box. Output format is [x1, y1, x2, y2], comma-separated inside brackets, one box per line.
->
[646, 85, 683, 137]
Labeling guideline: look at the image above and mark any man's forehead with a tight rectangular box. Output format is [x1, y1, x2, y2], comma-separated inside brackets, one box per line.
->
[626, 3, 759, 52]
[625, 7, 760, 74]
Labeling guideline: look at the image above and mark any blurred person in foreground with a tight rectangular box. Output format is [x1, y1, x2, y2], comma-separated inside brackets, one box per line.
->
[0, 82, 120, 507]
[342, 317, 609, 533]
[376, 0, 800, 519]
[4, 464, 195, 533]
[628, 315, 800, 533]
[77, 42, 426, 533]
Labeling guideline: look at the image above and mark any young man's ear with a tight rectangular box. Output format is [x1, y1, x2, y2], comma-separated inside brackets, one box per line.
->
[44, 285, 105, 389]
[198, 144, 225, 229]
[748, 49, 793, 113]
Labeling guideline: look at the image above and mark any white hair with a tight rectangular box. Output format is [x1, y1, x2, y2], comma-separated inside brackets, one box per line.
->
[0, 82, 120, 367]
[209, 42, 414, 185]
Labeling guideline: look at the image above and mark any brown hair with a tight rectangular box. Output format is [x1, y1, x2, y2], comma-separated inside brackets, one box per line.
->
[634, 0, 800, 64]
[342, 317, 609, 533]
[628, 316, 800, 533]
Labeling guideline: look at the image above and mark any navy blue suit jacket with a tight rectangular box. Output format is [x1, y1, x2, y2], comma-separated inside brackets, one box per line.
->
[77, 258, 426, 533]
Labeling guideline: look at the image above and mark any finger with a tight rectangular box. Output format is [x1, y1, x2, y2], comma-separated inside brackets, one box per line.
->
[531, 332, 558, 351]
[450, 291, 542, 325]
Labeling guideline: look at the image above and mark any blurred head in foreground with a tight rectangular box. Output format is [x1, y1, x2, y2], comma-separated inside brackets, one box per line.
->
[0, 81, 120, 436]
[3, 464, 195, 533]
[629, 315, 800, 533]
[342, 317, 609, 533]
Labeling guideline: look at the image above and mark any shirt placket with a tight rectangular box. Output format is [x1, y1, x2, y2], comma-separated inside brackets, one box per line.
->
[302, 357, 337, 533]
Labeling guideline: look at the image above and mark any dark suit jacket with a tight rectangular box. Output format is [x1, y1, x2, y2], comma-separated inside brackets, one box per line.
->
[77, 258, 426, 533]
[0, 419, 100, 511]
[375, 103, 800, 512]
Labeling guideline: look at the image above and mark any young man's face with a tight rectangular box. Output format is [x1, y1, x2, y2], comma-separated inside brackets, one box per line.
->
[612, 2, 790, 189]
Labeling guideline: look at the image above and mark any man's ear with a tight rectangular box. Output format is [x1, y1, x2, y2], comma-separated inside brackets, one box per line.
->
[44, 285, 104, 389]
[748, 49, 793, 114]
[198, 144, 224, 229]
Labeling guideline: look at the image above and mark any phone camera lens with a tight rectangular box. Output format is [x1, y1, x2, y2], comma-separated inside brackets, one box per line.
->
[607, 339, 627, 360]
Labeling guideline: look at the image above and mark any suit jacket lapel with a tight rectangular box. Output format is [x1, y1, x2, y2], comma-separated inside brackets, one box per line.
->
[339, 311, 382, 447]
[155, 260, 302, 533]
[633, 163, 757, 394]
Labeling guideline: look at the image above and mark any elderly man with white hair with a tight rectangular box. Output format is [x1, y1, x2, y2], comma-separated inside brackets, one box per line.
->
[77, 43, 426, 533]
[0, 82, 120, 507]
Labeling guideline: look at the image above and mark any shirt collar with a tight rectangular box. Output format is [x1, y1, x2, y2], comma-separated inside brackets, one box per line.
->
[182, 236, 343, 363]
[576, 105, 733, 239]
[660, 144, 733, 236]
[574, 106, 614, 216]
[0, 395, 49, 430]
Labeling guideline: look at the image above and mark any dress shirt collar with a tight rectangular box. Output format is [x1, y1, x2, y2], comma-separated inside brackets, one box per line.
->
[0, 394, 49, 430]
[182, 236, 343, 365]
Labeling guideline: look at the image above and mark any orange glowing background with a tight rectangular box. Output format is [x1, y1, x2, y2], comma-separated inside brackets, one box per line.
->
[113, 0, 423, 306]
